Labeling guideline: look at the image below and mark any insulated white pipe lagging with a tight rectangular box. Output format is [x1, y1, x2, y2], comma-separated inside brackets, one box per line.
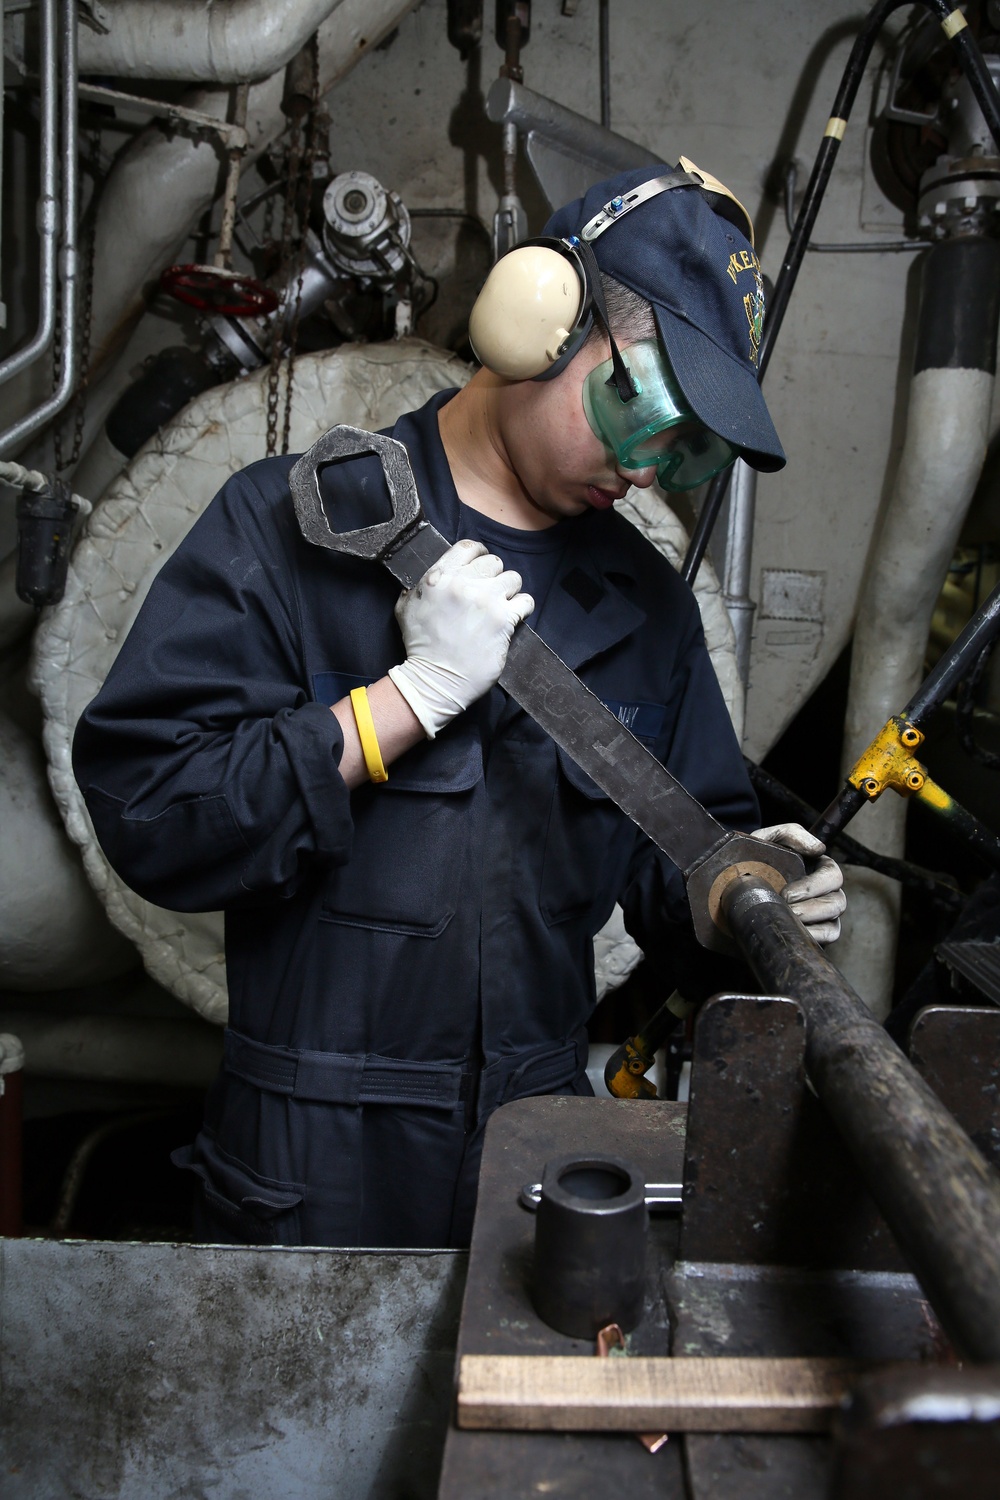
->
[835, 364, 994, 1017]
[78, 0, 349, 84]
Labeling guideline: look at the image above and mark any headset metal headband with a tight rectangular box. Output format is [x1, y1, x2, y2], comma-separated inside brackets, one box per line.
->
[579, 162, 755, 249]
[579, 169, 696, 243]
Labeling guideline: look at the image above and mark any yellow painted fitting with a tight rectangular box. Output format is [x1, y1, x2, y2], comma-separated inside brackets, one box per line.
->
[824, 116, 848, 141]
[605, 1039, 657, 1100]
[942, 8, 968, 38]
[848, 715, 927, 801]
[916, 776, 953, 813]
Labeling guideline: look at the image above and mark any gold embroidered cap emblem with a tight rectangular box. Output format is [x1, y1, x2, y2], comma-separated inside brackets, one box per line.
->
[744, 267, 765, 366]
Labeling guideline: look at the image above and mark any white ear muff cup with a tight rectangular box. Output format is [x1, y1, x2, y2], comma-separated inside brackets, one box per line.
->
[468, 243, 588, 380]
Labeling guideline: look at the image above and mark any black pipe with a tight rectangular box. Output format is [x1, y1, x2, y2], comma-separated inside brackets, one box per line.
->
[105, 346, 216, 459]
[905, 581, 1000, 730]
[811, 579, 1000, 846]
[810, 783, 874, 852]
[681, 0, 1000, 585]
[680, 466, 732, 586]
[914, 237, 1000, 376]
[722, 872, 1000, 1363]
[920, 788, 1000, 870]
[748, 758, 963, 908]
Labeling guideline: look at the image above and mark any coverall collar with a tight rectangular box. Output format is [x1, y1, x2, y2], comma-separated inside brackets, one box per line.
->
[396, 390, 648, 673]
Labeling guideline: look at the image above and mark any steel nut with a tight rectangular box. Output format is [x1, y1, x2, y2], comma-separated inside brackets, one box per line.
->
[531, 1153, 647, 1340]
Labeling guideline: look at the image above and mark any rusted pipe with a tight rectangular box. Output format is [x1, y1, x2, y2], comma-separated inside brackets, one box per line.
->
[720, 873, 1000, 1363]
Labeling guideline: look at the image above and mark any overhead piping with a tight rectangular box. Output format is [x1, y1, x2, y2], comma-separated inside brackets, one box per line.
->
[0, 0, 419, 443]
[0, 0, 78, 454]
[76, 0, 349, 85]
[0, 0, 58, 389]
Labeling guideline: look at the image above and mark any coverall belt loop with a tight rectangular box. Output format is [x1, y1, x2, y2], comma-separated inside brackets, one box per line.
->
[223, 1029, 466, 1111]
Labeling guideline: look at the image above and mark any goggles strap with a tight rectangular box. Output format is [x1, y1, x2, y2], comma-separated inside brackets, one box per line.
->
[572, 237, 638, 404]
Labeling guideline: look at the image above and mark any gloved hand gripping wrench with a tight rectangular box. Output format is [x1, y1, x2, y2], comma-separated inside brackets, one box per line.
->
[289, 424, 803, 949]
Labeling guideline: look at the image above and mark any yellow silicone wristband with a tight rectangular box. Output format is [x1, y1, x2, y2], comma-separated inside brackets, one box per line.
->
[350, 686, 388, 784]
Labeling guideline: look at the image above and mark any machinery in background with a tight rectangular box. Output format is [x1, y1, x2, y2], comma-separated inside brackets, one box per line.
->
[107, 167, 435, 464]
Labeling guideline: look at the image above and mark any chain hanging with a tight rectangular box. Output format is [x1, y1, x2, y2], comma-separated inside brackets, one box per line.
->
[265, 34, 321, 459]
[264, 111, 301, 459]
[53, 132, 98, 472]
[280, 37, 322, 457]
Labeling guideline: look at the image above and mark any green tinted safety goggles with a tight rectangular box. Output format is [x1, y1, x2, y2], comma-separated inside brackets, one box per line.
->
[582, 340, 736, 492]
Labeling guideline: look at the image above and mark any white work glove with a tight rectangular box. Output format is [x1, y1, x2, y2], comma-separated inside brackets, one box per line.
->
[752, 822, 847, 945]
[388, 539, 534, 739]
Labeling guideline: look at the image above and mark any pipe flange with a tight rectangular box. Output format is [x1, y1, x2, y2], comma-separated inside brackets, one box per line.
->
[321, 170, 411, 285]
[917, 164, 1000, 237]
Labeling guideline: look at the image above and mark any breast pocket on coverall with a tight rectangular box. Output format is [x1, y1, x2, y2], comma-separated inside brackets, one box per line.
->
[539, 698, 668, 927]
[320, 721, 483, 937]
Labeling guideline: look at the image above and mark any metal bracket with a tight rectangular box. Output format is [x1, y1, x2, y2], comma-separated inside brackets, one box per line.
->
[847, 714, 926, 800]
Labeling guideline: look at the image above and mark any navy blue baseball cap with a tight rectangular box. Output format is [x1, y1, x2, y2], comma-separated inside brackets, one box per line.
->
[544, 163, 786, 474]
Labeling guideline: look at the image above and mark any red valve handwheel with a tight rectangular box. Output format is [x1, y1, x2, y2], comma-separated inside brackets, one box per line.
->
[160, 264, 280, 318]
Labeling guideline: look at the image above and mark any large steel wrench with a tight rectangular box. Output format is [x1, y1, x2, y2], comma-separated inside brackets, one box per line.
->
[289, 425, 802, 949]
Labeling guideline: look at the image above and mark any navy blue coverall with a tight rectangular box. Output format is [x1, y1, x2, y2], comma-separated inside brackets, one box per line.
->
[72, 390, 758, 1248]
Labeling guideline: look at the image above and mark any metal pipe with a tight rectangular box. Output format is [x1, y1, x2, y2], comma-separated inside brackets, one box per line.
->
[811, 579, 1000, 848]
[76, 0, 348, 84]
[681, 467, 731, 587]
[213, 84, 250, 271]
[0, 0, 78, 455]
[0, 0, 418, 419]
[485, 75, 659, 178]
[721, 458, 757, 691]
[906, 578, 1000, 729]
[721, 873, 1000, 1364]
[0, 0, 58, 389]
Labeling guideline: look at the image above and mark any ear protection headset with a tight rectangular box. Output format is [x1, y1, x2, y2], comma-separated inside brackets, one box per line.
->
[468, 157, 754, 391]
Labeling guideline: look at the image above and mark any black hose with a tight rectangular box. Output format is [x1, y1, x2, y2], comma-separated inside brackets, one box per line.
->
[682, 0, 1000, 585]
[956, 638, 1000, 771]
[906, 579, 1000, 727]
